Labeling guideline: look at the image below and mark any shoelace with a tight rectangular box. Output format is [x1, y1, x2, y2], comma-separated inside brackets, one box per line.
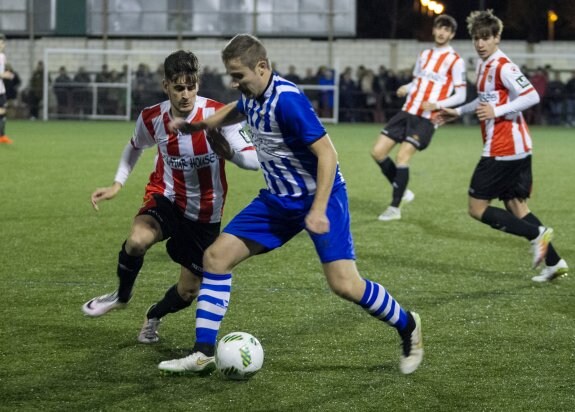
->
[97, 292, 119, 303]
[142, 319, 159, 338]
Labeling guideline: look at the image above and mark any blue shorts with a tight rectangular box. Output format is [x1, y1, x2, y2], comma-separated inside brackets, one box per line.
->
[223, 185, 355, 263]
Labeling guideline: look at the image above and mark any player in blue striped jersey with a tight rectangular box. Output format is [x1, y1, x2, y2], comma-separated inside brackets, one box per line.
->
[158, 34, 424, 375]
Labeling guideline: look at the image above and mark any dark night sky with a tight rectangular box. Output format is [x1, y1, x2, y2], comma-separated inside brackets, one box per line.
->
[356, 0, 574, 41]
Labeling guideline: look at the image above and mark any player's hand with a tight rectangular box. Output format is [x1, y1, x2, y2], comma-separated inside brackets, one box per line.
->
[434, 108, 459, 126]
[167, 117, 205, 134]
[91, 183, 121, 211]
[206, 129, 234, 160]
[421, 101, 438, 112]
[476, 102, 495, 121]
[396, 85, 409, 98]
[305, 209, 330, 235]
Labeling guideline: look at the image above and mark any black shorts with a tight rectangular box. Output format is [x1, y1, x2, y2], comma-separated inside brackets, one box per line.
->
[468, 156, 532, 201]
[381, 111, 436, 151]
[137, 194, 220, 276]
[0, 94, 6, 108]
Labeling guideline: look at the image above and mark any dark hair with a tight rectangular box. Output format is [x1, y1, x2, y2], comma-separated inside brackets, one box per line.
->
[466, 9, 503, 38]
[434, 14, 457, 33]
[163, 50, 199, 83]
[221, 34, 268, 70]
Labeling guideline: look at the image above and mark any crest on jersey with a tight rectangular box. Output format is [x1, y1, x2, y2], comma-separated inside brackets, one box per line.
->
[516, 75, 529, 88]
[488, 75, 493, 82]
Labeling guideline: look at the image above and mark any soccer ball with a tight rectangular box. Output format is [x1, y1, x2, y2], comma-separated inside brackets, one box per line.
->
[215, 332, 264, 380]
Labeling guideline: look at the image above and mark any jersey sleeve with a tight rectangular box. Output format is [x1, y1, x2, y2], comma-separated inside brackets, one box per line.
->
[274, 90, 326, 145]
[220, 122, 254, 153]
[500, 63, 534, 97]
[451, 57, 467, 87]
[131, 112, 157, 149]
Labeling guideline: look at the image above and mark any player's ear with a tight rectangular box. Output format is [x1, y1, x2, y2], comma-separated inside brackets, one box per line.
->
[162, 79, 169, 93]
[257, 60, 266, 76]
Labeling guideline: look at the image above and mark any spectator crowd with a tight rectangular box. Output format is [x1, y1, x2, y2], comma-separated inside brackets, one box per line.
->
[4, 60, 575, 126]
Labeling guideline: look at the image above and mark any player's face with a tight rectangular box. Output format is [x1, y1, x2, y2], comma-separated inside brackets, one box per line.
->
[432, 25, 454, 47]
[164, 75, 198, 118]
[225, 58, 268, 99]
[473, 33, 500, 60]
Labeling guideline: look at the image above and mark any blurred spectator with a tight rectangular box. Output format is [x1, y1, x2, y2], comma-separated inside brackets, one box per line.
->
[72, 66, 92, 115]
[53, 66, 72, 117]
[283, 65, 301, 84]
[526, 67, 547, 124]
[150, 63, 165, 102]
[339, 66, 357, 122]
[26, 61, 47, 119]
[358, 68, 379, 122]
[317, 66, 334, 118]
[545, 72, 565, 126]
[301, 68, 319, 112]
[95, 64, 113, 114]
[200, 66, 226, 102]
[132, 63, 154, 113]
[565, 70, 575, 126]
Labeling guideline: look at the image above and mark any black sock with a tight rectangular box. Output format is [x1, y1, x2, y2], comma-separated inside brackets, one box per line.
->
[192, 342, 215, 357]
[391, 167, 409, 208]
[0, 114, 5, 136]
[376, 157, 396, 184]
[147, 284, 193, 319]
[522, 212, 561, 266]
[480, 206, 539, 240]
[398, 312, 416, 343]
[117, 242, 144, 302]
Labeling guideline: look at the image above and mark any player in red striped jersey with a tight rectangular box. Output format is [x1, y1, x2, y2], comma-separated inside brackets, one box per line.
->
[437, 10, 567, 281]
[81, 50, 259, 341]
[0, 34, 15, 144]
[371, 14, 466, 222]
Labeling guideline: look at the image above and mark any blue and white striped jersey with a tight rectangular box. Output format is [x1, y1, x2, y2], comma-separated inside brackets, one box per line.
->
[237, 73, 345, 198]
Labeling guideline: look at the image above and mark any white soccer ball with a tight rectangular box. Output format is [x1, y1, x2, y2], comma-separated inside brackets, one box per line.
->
[216, 332, 264, 380]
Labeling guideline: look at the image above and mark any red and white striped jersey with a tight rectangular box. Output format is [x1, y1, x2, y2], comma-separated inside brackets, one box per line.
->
[403, 45, 466, 119]
[131, 96, 255, 223]
[476, 49, 535, 158]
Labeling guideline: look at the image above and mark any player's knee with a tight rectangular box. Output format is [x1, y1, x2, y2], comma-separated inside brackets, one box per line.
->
[203, 245, 229, 273]
[468, 204, 482, 220]
[328, 277, 357, 301]
[125, 235, 152, 256]
[178, 286, 199, 302]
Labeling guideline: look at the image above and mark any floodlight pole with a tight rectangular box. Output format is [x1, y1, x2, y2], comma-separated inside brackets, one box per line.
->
[102, 0, 109, 64]
[28, 0, 34, 83]
[252, 0, 259, 35]
[327, 0, 334, 68]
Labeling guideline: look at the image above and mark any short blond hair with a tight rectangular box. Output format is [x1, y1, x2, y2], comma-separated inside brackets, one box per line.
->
[466, 9, 503, 38]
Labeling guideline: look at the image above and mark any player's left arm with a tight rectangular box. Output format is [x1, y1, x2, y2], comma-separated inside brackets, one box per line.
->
[307, 135, 337, 235]
[213, 124, 259, 171]
[423, 58, 467, 111]
[492, 64, 540, 118]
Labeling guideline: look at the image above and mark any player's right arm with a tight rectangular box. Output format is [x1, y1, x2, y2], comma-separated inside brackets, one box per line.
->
[91, 112, 154, 210]
[170, 101, 244, 133]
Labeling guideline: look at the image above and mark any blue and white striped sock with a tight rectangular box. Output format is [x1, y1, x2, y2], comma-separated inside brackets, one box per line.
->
[359, 278, 408, 332]
[195, 272, 232, 346]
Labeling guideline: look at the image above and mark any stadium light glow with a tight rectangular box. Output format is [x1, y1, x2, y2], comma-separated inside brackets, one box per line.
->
[420, 0, 444, 15]
[548, 10, 558, 23]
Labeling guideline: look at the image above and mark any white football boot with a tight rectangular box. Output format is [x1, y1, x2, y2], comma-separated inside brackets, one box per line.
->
[82, 291, 127, 317]
[400, 312, 424, 375]
[158, 352, 216, 375]
[532, 259, 568, 282]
